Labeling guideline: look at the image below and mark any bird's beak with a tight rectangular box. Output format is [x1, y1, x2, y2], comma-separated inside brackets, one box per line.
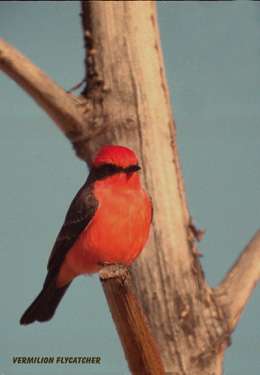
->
[124, 164, 141, 179]
[125, 164, 141, 174]
[131, 165, 141, 173]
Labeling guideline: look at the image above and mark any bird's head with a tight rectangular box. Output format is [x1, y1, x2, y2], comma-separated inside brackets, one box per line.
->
[89, 145, 142, 187]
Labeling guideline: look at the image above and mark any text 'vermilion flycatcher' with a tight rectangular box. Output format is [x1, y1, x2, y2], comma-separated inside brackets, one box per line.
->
[20, 145, 152, 325]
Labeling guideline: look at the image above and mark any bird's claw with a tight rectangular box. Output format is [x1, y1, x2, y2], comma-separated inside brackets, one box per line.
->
[99, 262, 128, 280]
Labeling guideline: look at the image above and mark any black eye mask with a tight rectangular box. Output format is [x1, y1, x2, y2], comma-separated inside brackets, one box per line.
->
[87, 163, 141, 183]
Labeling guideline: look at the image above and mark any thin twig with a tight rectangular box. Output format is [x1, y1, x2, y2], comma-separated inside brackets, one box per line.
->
[66, 77, 86, 93]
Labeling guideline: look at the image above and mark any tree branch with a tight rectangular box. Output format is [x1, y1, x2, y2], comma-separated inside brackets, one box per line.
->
[0, 30, 166, 373]
[3, 2, 254, 373]
[80, 2, 230, 373]
[100, 265, 165, 375]
[215, 230, 260, 330]
[0, 38, 91, 159]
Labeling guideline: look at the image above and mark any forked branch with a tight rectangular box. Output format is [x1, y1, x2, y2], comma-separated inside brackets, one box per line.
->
[2, 2, 259, 374]
[216, 230, 260, 330]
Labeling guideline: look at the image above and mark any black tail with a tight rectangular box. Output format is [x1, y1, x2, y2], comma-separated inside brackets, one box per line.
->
[20, 279, 70, 325]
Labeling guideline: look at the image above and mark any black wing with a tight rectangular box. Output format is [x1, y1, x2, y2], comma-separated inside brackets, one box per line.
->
[20, 178, 98, 325]
[45, 181, 98, 285]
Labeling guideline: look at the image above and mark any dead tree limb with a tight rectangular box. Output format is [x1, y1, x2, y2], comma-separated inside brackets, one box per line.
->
[1, 1, 259, 374]
[100, 266, 164, 375]
[0, 38, 86, 140]
[215, 230, 260, 331]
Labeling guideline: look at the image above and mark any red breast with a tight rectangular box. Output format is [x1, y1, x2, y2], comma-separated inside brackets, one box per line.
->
[63, 173, 152, 277]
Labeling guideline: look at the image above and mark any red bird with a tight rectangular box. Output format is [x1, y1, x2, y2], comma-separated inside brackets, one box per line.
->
[20, 145, 152, 324]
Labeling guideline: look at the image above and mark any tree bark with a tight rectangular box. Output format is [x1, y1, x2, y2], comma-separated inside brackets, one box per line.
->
[80, 2, 229, 374]
[100, 266, 164, 375]
[1, 1, 260, 374]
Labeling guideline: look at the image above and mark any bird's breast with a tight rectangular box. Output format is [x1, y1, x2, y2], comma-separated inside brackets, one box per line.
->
[65, 184, 152, 275]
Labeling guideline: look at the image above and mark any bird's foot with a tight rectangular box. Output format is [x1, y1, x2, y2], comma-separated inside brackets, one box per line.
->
[98, 262, 128, 280]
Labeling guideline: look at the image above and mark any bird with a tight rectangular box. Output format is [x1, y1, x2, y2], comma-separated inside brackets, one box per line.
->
[20, 145, 153, 325]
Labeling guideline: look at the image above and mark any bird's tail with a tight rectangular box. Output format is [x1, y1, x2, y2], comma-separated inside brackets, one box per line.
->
[20, 279, 70, 325]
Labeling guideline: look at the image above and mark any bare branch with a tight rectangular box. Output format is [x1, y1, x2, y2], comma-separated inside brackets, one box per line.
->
[80, 2, 231, 373]
[0, 38, 88, 145]
[100, 265, 165, 375]
[215, 230, 260, 330]
[3, 1, 254, 373]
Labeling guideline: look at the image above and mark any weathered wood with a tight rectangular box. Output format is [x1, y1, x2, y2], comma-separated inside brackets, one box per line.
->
[100, 266, 165, 375]
[0, 38, 86, 142]
[81, 2, 229, 373]
[1, 1, 260, 374]
[216, 230, 260, 331]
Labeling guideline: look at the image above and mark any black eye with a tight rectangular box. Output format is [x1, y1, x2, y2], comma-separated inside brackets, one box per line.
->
[102, 164, 121, 174]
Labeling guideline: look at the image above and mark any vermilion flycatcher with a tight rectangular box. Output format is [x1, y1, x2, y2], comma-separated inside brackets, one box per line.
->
[20, 145, 152, 324]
